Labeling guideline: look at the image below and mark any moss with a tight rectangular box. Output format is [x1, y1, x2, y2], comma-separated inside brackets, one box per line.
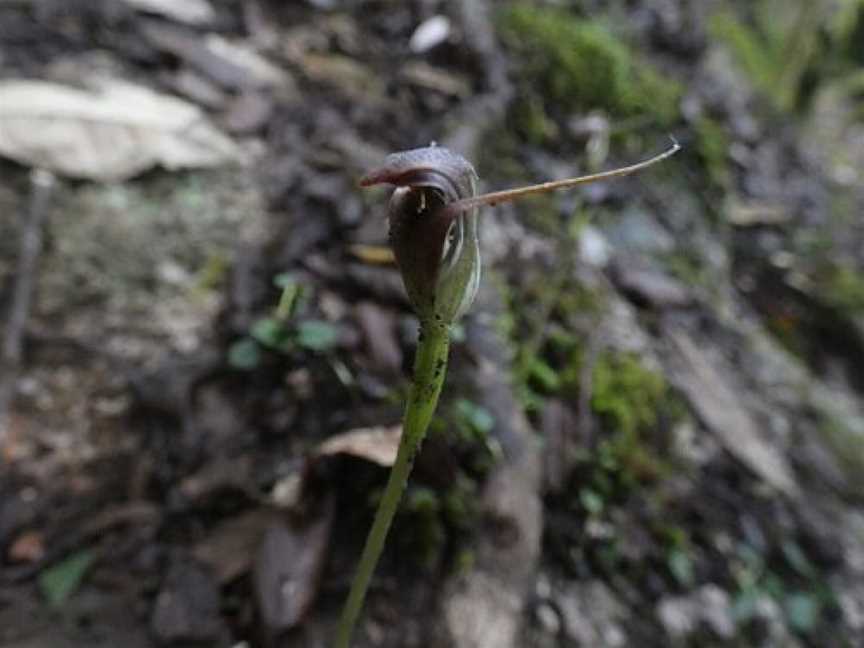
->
[498, 4, 682, 125]
[821, 263, 864, 313]
[661, 249, 713, 291]
[580, 352, 683, 488]
[694, 116, 731, 188]
[590, 352, 668, 439]
[395, 473, 483, 572]
[400, 487, 446, 570]
[819, 415, 864, 491]
[511, 95, 558, 145]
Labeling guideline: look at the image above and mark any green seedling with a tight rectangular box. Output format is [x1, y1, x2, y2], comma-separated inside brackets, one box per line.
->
[227, 274, 338, 369]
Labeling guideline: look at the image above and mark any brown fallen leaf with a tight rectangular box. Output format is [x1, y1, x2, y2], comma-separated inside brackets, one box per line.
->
[316, 425, 402, 467]
[400, 61, 471, 98]
[8, 530, 45, 564]
[254, 496, 334, 634]
[0, 79, 239, 181]
[193, 509, 278, 584]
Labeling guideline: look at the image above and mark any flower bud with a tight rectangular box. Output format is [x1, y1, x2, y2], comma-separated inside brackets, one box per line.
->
[360, 146, 481, 325]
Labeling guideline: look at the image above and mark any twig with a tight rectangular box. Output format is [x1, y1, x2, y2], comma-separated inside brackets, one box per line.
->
[0, 168, 55, 455]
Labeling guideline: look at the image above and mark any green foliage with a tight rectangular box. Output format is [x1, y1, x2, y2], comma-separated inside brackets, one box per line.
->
[227, 337, 261, 370]
[667, 548, 695, 588]
[295, 320, 340, 351]
[398, 476, 482, 571]
[731, 541, 836, 638]
[39, 550, 94, 608]
[401, 487, 446, 569]
[227, 275, 339, 369]
[591, 352, 667, 439]
[498, 4, 682, 126]
[821, 263, 864, 313]
[694, 116, 731, 188]
[710, 0, 859, 113]
[453, 398, 495, 438]
[785, 592, 820, 633]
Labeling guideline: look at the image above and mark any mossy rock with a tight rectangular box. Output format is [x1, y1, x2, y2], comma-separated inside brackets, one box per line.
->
[498, 4, 682, 125]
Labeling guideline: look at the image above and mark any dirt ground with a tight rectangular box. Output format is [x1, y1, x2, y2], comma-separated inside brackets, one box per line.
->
[1, 1, 864, 647]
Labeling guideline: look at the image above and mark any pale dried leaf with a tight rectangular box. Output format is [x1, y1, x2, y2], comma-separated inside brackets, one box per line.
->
[0, 80, 239, 181]
[409, 15, 451, 53]
[316, 425, 402, 467]
[204, 36, 293, 89]
[121, 0, 216, 26]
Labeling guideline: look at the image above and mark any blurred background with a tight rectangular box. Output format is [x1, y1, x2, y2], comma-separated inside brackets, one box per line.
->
[0, 1, 863, 646]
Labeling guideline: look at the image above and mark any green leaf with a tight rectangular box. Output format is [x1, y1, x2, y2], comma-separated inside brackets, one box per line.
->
[782, 541, 816, 578]
[455, 398, 495, 435]
[785, 592, 819, 633]
[251, 317, 292, 351]
[227, 338, 261, 370]
[579, 488, 604, 515]
[273, 272, 296, 289]
[732, 587, 761, 622]
[39, 550, 94, 607]
[667, 548, 695, 587]
[527, 357, 561, 393]
[296, 320, 339, 352]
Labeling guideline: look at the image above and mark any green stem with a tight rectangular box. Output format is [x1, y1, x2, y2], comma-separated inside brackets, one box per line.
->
[334, 320, 451, 648]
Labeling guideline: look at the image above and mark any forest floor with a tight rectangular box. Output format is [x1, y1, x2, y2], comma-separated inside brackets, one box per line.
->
[1, 1, 864, 647]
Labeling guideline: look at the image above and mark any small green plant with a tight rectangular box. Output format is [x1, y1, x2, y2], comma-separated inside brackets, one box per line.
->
[227, 273, 339, 369]
[710, 0, 863, 113]
[333, 142, 679, 647]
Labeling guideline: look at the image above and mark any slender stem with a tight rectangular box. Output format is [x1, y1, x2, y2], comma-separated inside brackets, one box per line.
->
[334, 320, 451, 648]
[444, 139, 680, 216]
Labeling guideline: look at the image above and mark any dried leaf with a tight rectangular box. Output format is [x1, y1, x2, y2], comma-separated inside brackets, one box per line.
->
[409, 15, 451, 53]
[8, 530, 45, 564]
[193, 510, 277, 584]
[254, 497, 334, 633]
[347, 244, 396, 266]
[317, 425, 402, 467]
[121, 0, 217, 25]
[0, 80, 239, 181]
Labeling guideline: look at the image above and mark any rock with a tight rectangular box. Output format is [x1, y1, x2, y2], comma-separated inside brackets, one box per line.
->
[151, 559, 224, 644]
[221, 91, 274, 135]
[603, 208, 675, 255]
[656, 585, 735, 640]
[557, 581, 627, 647]
[578, 225, 612, 268]
[610, 257, 693, 308]
[534, 602, 561, 636]
[663, 324, 798, 495]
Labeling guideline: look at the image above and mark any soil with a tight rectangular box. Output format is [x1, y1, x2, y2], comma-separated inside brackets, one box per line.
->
[1, 1, 863, 647]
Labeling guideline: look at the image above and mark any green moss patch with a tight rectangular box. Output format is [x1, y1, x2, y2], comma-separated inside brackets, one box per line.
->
[498, 4, 682, 125]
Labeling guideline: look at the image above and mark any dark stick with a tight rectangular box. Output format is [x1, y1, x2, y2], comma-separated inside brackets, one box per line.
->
[0, 169, 56, 454]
